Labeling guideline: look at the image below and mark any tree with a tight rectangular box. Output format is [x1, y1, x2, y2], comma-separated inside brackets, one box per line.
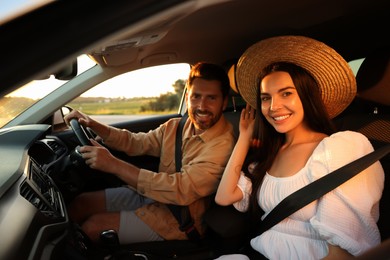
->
[172, 79, 185, 98]
[141, 79, 186, 112]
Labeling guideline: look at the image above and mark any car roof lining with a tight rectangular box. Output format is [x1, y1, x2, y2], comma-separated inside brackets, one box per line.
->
[88, 0, 390, 70]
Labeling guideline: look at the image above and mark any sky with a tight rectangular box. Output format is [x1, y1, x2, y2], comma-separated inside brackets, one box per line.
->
[0, 0, 51, 25]
[81, 62, 190, 98]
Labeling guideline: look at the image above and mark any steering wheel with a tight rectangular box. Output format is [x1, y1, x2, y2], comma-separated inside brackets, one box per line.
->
[69, 118, 93, 146]
[57, 118, 125, 199]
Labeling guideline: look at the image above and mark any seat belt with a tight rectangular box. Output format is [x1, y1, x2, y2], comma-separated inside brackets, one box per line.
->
[255, 143, 390, 236]
[167, 113, 201, 241]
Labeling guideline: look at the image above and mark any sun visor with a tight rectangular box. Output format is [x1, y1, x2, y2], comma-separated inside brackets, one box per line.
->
[91, 32, 168, 66]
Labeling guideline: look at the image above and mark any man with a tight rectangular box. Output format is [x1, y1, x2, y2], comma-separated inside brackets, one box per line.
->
[64, 62, 235, 244]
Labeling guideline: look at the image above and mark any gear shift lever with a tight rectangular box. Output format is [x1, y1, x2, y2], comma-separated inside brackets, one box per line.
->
[100, 229, 120, 252]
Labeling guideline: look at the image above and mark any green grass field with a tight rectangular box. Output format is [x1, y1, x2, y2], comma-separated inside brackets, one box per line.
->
[0, 96, 179, 128]
[68, 97, 178, 115]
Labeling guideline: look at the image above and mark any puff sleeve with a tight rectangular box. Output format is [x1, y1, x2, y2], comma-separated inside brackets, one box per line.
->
[308, 131, 384, 255]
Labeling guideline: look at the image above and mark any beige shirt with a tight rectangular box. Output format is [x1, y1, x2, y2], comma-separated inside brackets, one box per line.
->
[104, 115, 235, 239]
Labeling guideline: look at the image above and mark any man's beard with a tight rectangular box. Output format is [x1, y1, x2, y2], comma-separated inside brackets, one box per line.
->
[188, 109, 221, 131]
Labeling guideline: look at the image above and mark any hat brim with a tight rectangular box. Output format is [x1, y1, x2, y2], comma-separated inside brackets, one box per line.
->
[236, 35, 356, 118]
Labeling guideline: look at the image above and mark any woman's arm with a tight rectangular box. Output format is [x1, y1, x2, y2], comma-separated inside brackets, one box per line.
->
[215, 104, 256, 205]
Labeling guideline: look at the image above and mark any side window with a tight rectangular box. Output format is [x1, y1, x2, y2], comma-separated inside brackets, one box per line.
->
[0, 55, 96, 128]
[66, 63, 190, 124]
[349, 58, 365, 76]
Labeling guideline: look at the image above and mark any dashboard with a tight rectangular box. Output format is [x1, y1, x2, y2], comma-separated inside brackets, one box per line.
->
[0, 124, 70, 260]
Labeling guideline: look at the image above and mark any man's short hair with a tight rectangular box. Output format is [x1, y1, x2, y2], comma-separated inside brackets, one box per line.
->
[187, 62, 231, 97]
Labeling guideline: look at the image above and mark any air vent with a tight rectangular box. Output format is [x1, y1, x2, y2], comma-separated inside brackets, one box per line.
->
[46, 140, 66, 156]
[20, 182, 51, 212]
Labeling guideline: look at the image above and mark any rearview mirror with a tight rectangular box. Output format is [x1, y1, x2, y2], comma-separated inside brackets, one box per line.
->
[37, 59, 78, 80]
[55, 59, 78, 80]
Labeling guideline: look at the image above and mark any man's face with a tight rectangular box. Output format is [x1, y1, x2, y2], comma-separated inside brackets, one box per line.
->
[186, 78, 228, 134]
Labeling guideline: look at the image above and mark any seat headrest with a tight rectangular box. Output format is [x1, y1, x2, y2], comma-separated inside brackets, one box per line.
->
[228, 63, 239, 94]
[356, 47, 390, 106]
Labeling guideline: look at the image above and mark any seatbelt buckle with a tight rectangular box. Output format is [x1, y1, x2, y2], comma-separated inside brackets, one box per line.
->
[183, 224, 196, 234]
[182, 224, 201, 241]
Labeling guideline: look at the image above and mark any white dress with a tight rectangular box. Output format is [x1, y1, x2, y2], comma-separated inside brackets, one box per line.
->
[234, 131, 384, 259]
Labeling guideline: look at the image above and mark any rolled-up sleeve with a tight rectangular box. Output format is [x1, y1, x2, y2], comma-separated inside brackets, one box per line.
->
[233, 172, 252, 212]
[103, 124, 165, 157]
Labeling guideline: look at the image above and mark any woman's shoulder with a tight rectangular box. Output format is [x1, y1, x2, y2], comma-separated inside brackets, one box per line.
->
[328, 130, 368, 141]
[309, 131, 375, 177]
[322, 130, 372, 151]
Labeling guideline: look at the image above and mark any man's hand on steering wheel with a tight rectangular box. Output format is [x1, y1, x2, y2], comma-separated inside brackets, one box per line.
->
[65, 110, 109, 145]
[69, 118, 95, 146]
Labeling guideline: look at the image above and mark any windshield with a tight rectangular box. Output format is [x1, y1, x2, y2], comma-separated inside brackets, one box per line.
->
[0, 0, 53, 25]
[0, 55, 96, 128]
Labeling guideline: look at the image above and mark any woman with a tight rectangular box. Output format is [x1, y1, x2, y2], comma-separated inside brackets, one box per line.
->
[215, 36, 385, 259]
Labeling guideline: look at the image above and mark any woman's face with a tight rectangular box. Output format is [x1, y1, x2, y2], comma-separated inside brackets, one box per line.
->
[260, 71, 305, 134]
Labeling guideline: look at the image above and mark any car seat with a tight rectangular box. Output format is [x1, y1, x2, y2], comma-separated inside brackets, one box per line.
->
[335, 46, 390, 241]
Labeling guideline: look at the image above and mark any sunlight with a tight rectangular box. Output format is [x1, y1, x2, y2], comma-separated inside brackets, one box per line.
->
[81, 63, 190, 98]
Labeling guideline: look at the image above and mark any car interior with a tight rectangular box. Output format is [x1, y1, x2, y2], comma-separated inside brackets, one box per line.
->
[93, 47, 390, 260]
[0, 0, 389, 259]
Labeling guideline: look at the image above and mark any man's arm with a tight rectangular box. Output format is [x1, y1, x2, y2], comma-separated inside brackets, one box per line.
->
[78, 139, 141, 188]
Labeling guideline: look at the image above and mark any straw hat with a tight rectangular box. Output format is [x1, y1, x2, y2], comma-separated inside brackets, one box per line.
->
[236, 35, 356, 118]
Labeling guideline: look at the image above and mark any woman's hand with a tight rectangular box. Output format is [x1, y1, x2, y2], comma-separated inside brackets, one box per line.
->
[239, 104, 256, 144]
